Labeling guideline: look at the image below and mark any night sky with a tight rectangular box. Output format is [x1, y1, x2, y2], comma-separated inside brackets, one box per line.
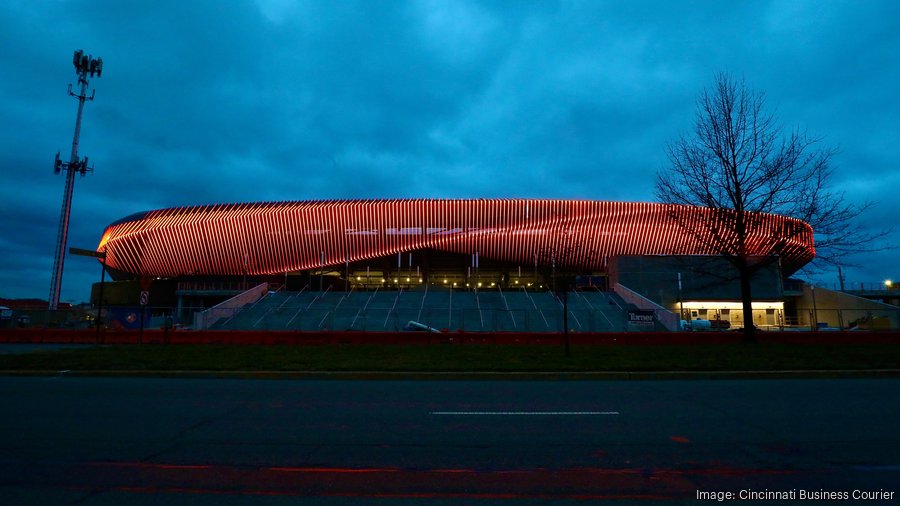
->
[1, 0, 897, 304]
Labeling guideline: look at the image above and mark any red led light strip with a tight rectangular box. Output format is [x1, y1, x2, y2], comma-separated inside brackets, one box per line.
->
[97, 200, 815, 277]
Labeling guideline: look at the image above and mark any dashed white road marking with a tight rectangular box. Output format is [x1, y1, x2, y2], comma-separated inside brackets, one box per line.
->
[430, 411, 619, 416]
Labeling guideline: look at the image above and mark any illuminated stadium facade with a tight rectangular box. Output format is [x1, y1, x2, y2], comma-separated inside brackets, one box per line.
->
[98, 199, 815, 284]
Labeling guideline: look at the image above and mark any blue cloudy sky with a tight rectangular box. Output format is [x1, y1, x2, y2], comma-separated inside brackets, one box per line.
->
[0, 0, 897, 303]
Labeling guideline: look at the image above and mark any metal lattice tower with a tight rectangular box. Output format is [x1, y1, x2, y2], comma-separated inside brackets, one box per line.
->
[48, 50, 102, 310]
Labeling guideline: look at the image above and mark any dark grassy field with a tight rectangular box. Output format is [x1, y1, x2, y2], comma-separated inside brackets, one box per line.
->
[1, 343, 899, 373]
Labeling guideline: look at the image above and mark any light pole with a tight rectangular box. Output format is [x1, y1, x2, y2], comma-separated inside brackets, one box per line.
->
[320, 251, 325, 291]
[811, 285, 819, 331]
[678, 272, 690, 331]
[242, 252, 249, 291]
[561, 285, 570, 356]
[50, 50, 102, 310]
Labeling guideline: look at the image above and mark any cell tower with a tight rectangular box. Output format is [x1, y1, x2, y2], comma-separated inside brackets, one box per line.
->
[48, 50, 102, 310]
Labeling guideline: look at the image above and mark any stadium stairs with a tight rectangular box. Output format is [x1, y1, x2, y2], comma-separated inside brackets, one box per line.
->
[211, 285, 636, 333]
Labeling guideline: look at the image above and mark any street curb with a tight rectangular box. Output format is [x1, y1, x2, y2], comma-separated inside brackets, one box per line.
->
[3, 369, 900, 380]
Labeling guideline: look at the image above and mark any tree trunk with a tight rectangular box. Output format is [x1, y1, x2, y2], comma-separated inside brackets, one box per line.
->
[738, 262, 756, 343]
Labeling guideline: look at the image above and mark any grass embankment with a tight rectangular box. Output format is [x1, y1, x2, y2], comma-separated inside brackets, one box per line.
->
[1, 344, 900, 373]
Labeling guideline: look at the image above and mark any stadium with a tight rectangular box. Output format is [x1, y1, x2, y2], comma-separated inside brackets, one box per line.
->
[82, 198, 881, 333]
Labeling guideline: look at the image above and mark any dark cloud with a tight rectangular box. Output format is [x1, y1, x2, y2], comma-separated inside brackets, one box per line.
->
[0, 0, 897, 301]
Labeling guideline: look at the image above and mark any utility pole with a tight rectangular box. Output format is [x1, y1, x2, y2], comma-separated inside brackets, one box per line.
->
[49, 50, 102, 310]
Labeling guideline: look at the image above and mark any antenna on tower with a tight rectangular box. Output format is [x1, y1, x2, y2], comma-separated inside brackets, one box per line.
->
[48, 49, 102, 311]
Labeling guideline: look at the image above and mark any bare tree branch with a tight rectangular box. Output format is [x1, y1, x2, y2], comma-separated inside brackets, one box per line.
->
[655, 72, 891, 341]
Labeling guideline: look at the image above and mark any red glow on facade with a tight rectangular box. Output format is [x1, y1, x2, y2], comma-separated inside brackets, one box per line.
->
[97, 200, 815, 277]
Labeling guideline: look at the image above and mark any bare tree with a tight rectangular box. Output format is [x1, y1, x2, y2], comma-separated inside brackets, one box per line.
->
[533, 228, 599, 355]
[656, 73, 887, 341]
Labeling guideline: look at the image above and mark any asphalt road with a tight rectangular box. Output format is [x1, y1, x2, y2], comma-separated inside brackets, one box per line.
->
[1, 376, 898, 504]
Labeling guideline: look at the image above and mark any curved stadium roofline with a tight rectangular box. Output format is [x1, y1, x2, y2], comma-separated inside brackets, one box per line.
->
[97, 199, 815, 279]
